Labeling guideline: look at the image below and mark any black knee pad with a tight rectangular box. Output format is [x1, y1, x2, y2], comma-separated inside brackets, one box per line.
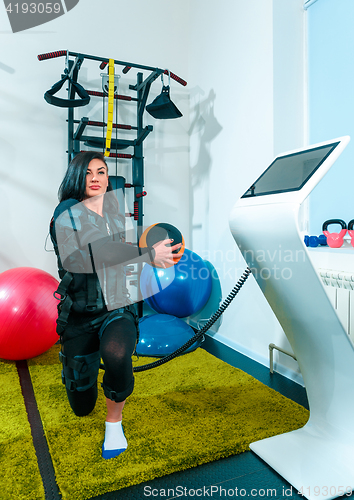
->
[59, 350, 100, 392]
[101, 377, 135, 403]
[66, 384, 98, 417]
[98, 307, 138, 341]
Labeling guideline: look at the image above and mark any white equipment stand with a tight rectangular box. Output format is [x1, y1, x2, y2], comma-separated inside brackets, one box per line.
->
[229, 136, 354, 500]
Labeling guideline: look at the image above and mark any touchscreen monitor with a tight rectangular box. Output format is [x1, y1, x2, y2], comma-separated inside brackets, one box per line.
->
[242, 141, 340, 198]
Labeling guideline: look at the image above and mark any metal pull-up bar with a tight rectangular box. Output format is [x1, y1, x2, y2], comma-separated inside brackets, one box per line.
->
[37, 50, 187, 87]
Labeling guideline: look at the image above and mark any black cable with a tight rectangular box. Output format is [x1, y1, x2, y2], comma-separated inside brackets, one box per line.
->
[133, 267, 252, 372]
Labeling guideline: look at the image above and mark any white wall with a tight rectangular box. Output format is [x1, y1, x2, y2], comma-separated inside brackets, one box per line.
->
[1, 0, 307, 381]
[0, 0, 190, 277]
[188, 0, 306, 382]
[273, 0, 307, 155]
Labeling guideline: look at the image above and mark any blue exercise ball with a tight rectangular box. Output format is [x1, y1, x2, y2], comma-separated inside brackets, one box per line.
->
[137, 314, 201, 357]
[140, 248, 212, 318]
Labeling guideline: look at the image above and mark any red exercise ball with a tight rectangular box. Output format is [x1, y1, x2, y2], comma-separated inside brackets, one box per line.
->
[0, 267, 59, 360]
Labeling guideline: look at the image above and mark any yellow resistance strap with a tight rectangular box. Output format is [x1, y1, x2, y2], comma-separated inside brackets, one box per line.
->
[104, 59, 115, 157]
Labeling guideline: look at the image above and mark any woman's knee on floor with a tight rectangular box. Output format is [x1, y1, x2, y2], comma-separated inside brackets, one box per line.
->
[59, 350, 101, 415]
[66, 384, 98, 417]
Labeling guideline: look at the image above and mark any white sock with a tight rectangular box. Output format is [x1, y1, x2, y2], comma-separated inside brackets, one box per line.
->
[102, 421, 127, 459]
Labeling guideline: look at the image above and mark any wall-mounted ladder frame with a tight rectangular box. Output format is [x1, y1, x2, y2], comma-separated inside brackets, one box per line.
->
[39, 50, 187, 312]
[38, 49, 187, 236]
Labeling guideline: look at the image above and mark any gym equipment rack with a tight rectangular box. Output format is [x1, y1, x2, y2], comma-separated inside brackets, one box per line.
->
[38, 49, 187, 234]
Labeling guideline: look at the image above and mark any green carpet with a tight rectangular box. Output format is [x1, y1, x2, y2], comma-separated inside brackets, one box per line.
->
[28, 345, 309, 500]
[0, 360, 45, 500]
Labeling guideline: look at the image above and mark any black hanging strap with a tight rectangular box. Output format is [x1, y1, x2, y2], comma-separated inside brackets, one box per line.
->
[53, 271, 74, 335]
[44, 74, 90, 108]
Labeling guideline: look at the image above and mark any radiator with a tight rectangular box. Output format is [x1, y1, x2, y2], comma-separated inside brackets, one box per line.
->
[318, 268, 354, 337]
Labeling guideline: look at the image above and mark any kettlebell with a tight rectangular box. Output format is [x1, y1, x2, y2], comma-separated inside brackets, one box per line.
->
[348, 220, 354, 247]
[322, 219, 347, 248]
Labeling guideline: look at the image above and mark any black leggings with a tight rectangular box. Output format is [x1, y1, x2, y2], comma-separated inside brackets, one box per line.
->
[62, 313, 137, 416]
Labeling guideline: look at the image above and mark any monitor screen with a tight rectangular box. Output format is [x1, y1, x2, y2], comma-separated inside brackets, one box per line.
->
[242, 142, 340, 198]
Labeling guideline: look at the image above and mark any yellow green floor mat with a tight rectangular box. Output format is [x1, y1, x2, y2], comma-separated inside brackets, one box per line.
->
[0, 360, 45, 500]
[28, 345, 309, 500]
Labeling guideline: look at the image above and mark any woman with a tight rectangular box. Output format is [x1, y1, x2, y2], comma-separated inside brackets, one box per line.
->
[50, 151, 180, 459]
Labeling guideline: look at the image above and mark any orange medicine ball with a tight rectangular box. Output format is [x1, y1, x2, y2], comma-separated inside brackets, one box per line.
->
[139, 223, 185, 268]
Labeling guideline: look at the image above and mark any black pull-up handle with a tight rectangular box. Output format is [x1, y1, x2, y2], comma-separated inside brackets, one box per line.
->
[100, 63, 186, 85]
[37, 50, 67, 61]
[98, 61, 130, 72]
[163, 70, 187, 87]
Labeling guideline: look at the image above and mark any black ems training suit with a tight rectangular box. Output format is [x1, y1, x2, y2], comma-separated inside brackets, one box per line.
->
[50, 198, 153, 416]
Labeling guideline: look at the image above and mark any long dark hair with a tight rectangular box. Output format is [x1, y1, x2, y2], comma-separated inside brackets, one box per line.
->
[58, 151, 114, 203]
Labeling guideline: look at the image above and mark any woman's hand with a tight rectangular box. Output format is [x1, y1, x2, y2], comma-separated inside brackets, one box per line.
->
[152, 239, 182, 268]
